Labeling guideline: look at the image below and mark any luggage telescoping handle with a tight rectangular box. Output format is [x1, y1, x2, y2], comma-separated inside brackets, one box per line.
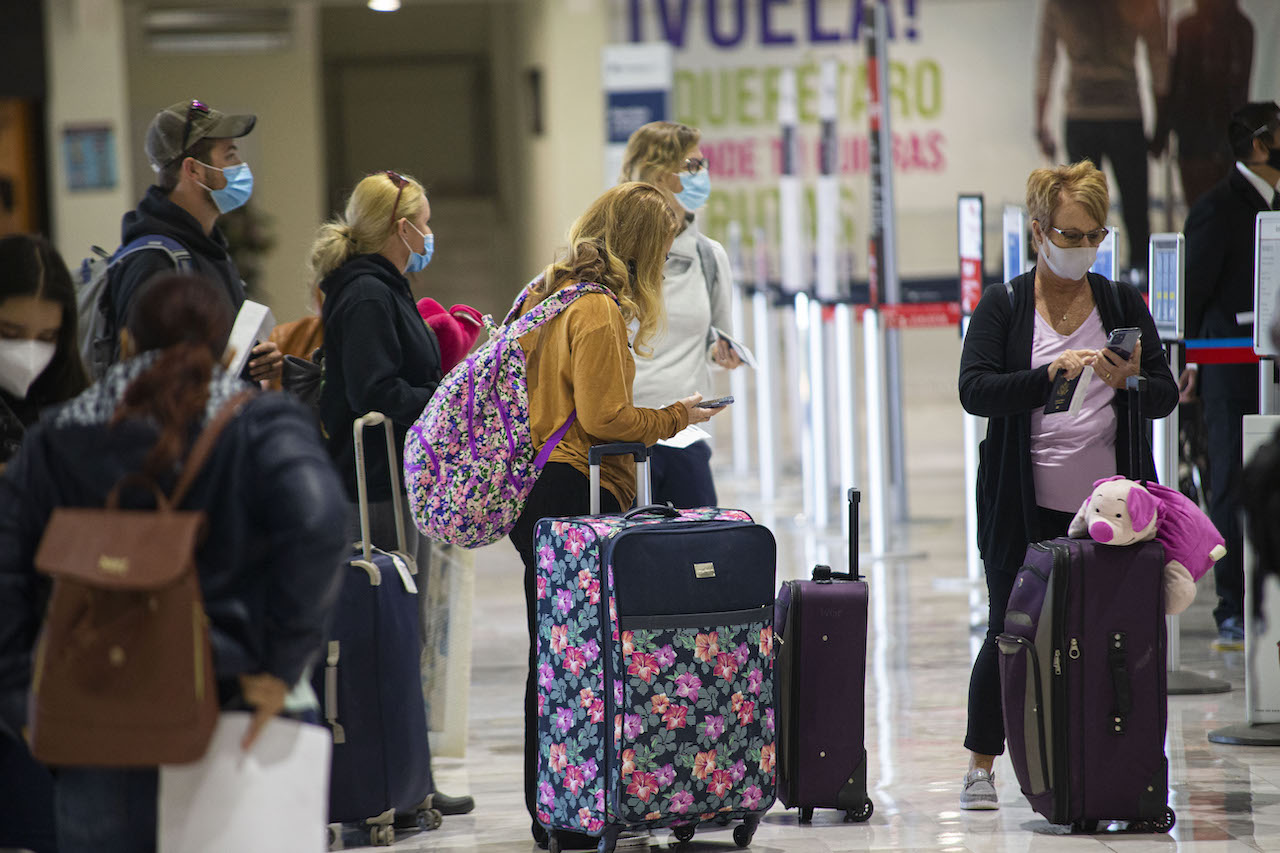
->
[1125, 375, 1147, 480]
[812, 488, 863, 583]
[352, 412, 409, 564]
[587, 442, 652, 515]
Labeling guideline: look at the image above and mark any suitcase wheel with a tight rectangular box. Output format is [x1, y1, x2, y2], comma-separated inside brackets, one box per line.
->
[417, 807, 444, 831]
[1139, 807, 1176, 834]
[1071, 819, 1100, 833]
[673, 825, 696, 844]
[799, 807, 814, 824]
[548, 837, 561, 853]
[370, 824, 395, 846]
[732, 823, 754, 847]
[844, 798, 874, 823]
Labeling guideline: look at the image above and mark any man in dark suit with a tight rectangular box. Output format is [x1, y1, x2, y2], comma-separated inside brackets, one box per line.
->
[1183, 101, 1280, 648]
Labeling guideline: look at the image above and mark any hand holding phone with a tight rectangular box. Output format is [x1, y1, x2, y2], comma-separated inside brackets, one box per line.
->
[1106, 327, 1142, 361]
[696, 396, 734, 409]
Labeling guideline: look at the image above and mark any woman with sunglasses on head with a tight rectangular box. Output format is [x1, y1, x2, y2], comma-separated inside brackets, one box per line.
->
[617, 122, 743, 508]
[307, 171, 473, 819]
[955, 160, 1177, 810]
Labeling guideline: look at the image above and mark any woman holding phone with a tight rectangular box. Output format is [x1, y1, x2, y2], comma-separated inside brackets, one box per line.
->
[617, 121, 743, 508]
[955, 160, 1177, 810]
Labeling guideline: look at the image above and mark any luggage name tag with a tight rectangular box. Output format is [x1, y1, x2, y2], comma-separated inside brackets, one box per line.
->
[387, 551, 418, 593]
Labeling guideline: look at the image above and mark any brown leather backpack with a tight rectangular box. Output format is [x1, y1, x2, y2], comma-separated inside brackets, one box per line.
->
[27, 392, 253, 767]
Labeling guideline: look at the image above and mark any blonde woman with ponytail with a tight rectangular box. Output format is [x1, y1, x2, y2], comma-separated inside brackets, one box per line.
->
[508, 182, 725, 851]
[618, 121, 742, 508]
[309, 171, 474, 818]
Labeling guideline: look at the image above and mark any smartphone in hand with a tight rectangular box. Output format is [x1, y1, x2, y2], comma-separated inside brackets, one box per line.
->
[696, 396, 735, 409]
[1106, 327, 1142, 361]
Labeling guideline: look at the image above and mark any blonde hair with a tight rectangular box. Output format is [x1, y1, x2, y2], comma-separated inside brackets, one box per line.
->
[619, 121, 701, 184]
[308, 170, 428, 282]
[532, 182, 679, 357]
[1026, 160, 1110, 231]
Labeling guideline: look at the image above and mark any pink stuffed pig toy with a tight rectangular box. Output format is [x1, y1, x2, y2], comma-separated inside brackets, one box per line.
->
[1068, 476, 1227, 615]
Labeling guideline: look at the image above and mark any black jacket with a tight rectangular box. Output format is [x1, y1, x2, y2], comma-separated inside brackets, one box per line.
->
[108, 186, 246, 334]
[959, 270, 1179, 573]
[0, 392, 36, 467]
[1185, 167, 1274, 401]
[0, 356, 348, 700]
[319, 253, 442, 502]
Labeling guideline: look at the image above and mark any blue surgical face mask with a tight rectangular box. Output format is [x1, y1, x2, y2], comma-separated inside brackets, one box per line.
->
[402, 221, 434, 273]
[675, 168, 711, 211]
[196, 161, 254, 214]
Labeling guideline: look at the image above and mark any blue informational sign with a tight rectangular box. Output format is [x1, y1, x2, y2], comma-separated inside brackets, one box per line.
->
[606, 90, 668, 145]
[1002, 206, 1025, 283]
[1148, 233, 1184, 341]
[1090, 228, 1118, 280]
[62, 125, 117, 192]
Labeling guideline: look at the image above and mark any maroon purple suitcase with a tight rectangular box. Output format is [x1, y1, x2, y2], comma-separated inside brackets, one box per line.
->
[774, 489, 873, 823]
[997, 537, 1174, 832]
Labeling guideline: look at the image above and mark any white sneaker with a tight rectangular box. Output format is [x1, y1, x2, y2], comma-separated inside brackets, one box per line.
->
[959, 768, 999, 810]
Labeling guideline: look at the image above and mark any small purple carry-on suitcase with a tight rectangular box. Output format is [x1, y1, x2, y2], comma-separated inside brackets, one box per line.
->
[534, 444, 777, 853]
[998, 376, 1176, 832]
[774, 489, 873, 824]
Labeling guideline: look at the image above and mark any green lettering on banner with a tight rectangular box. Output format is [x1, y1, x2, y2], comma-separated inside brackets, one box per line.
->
[797, 60, 819, 124]
[761, 66, 783, 125]
[916, 59, 942, 118]
[735, 67, 759, 124]
[674, 70, 699, 126]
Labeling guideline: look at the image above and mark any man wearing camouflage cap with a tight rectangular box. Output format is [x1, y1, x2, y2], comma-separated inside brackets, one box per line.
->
[106, 98, 282, 381]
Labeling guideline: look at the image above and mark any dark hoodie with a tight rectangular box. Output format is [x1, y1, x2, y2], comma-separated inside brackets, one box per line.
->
[108, 186, 246, 333]
[319, 253, 442, 502]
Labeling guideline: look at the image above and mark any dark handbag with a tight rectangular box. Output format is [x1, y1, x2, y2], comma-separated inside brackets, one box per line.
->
[27, 392, 254, 767]
[281, 347, 323, 412]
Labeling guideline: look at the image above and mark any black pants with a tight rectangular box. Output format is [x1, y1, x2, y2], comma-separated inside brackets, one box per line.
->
[1065, 119, 1149, 271]
[965, 506, 1074, 756]
[649, 440, 718, 508]
[1202, 378, 1256, 627]
[509, 462, 621, 824]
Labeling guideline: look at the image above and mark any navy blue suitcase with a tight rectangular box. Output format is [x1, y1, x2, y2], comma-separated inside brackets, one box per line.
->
[312, 413, 436, 846]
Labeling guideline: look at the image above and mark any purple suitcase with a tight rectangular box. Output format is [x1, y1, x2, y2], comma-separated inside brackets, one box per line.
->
[774, 489, 873, 823]
[534, 444, 777, 853]
[998, 537, 1173, 831]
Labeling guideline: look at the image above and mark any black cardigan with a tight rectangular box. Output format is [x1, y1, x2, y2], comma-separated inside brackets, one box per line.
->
[958, 269, 1179, 574]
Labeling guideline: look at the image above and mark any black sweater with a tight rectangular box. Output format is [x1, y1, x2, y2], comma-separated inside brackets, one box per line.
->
[959, 269, 1179, 573]
[319, 253, 442, 503]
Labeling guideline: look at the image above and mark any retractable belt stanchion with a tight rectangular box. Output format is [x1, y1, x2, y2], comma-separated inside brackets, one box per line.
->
[726, 222, 751, 480]
[863, 1, 897, 555]
[1149, 233, 1231, 695]
[958, 194, 985, 631]
[1209, 211, 1280, 745]
[777, 67, 815, 524]
[751, 227, 777, 504]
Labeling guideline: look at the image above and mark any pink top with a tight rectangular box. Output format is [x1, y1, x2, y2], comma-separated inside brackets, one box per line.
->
[1029, 307, 1117, 512]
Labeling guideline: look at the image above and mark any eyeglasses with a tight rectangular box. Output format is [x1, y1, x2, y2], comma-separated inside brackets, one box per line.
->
[170, 99, 209, 166]
[386, 170, 408, 226]
[1046, 224, 1109, 247]
[682, 157, 708, 175]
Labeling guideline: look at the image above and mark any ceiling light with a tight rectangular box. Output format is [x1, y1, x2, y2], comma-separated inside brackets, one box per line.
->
[367, 0, 401, 11]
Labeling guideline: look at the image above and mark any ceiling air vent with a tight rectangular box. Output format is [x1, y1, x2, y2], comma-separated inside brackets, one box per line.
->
[143, 7, 292, 53]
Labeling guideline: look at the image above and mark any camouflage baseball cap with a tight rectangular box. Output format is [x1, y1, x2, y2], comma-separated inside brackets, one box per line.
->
[145, 99, 256, 170]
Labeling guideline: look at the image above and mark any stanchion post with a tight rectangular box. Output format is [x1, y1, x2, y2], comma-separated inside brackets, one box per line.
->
[958, 194, 986, 630]
[726, 221, 750, 479]
[752, 228, 777, 503]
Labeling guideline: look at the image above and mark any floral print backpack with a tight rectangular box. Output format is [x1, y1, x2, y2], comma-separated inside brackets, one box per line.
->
[403, 280, 617, 548]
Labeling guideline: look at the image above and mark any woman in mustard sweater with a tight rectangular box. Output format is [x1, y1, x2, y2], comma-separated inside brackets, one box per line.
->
[508, 182, 722, 850]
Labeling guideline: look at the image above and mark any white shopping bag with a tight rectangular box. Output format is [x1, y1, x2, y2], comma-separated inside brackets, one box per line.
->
[158, 712, 331, 853]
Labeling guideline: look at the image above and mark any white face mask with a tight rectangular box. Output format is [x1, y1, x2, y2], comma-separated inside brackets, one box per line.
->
[1038, 231, 1098, 281]
[0, 338, 57, 399]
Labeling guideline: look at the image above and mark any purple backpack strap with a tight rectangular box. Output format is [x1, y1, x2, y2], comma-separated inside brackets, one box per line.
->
[534, 410, 577, 469]
[507, 281, 618, 339]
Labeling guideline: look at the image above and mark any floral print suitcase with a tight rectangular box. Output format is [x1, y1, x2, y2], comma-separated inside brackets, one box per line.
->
[533, 505, 777, 853]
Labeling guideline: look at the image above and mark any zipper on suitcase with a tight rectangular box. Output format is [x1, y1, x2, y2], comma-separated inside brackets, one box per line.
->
[1047, 542, 1071, 823]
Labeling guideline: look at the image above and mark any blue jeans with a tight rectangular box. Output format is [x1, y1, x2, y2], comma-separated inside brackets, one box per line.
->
[55, 767, 158, 853]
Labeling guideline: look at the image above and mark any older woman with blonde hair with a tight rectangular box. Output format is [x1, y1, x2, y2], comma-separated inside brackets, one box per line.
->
[508, 181, 725, 850]
[956, 160, 1177, 809]
[617, 121, 742, 507]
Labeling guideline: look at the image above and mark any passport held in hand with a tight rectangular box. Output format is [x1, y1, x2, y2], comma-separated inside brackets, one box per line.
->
[1044, 365, 1094, 416]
